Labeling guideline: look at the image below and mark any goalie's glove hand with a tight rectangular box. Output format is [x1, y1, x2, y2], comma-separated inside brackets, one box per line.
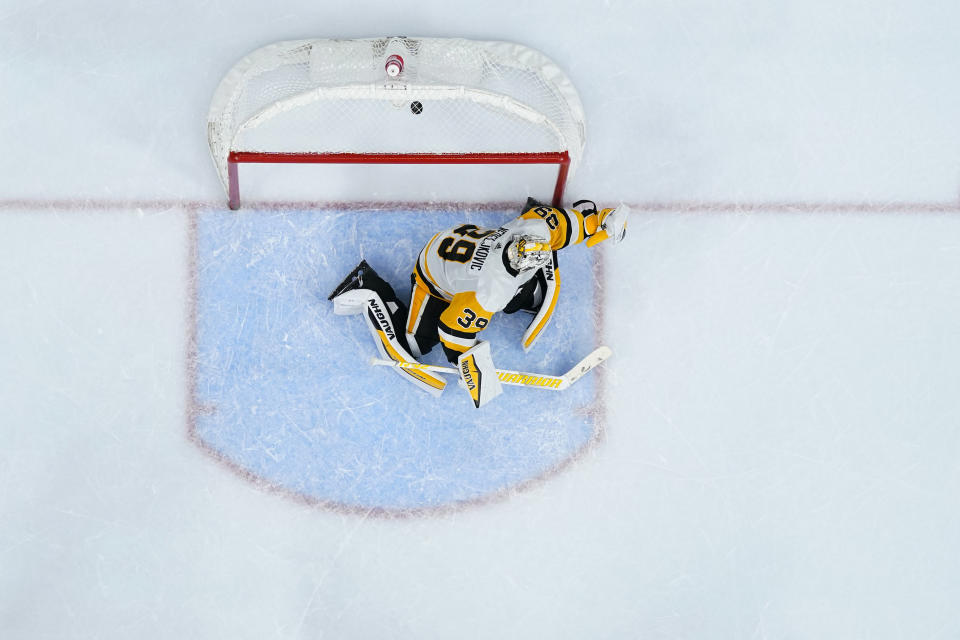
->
[585, 203, 630, 247]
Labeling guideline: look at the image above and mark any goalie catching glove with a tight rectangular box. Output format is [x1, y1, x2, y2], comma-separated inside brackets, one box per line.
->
[573, 200, 631, 247]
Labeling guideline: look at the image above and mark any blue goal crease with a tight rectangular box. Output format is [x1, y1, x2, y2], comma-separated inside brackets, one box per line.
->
[192, 206, 601, 511]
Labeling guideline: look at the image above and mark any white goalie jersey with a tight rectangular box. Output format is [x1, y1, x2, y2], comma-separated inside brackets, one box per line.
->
[407, 200, 610, 361]
[417, 217, 551, 311]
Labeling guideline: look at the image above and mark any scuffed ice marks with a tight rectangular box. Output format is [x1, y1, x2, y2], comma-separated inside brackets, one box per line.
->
[191, 206, 602, 512]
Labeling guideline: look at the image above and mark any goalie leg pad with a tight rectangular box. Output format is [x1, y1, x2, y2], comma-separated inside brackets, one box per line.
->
[360, 291, 446, 397]
[330, 262, 445, 396]
[330, 260, 415, 348]
[457, 341, 503, 408]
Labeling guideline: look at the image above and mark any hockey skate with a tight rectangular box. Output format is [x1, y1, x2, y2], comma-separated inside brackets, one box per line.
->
[328, 260, 373, 315]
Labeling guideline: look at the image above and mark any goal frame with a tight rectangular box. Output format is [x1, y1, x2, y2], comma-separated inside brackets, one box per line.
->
[226, 150, 572, 209]
[209, 37, 586, 210]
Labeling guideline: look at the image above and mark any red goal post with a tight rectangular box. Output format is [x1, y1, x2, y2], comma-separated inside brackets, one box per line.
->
[208, 37, 586, 209]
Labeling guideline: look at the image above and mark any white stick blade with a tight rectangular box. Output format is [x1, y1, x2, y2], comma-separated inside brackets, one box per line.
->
[561, 346, 612, 388]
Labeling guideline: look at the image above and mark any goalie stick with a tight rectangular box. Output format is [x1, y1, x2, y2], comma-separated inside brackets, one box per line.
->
[371, 346, 612, 391]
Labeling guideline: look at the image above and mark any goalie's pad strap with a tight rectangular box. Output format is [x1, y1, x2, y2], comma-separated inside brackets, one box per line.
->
[522, 257, 560, 351]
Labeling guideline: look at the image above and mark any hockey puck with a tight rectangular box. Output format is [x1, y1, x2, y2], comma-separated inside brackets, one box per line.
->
[410, 101, 423, 114]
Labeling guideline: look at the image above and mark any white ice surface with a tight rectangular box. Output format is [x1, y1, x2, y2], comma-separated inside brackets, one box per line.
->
[2, 1, 960, 638]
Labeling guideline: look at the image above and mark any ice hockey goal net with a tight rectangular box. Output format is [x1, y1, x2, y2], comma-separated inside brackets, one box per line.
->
[207, 36, 586, 209]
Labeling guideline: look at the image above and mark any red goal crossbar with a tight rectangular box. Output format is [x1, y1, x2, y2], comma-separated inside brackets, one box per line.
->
[226, 151, 572, 209]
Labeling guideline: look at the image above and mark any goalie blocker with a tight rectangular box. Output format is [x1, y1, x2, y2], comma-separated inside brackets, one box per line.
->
[456, 341, 502, 408]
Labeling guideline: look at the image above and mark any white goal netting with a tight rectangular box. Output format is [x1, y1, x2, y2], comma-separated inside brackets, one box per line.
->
[207, 36, 587, 199]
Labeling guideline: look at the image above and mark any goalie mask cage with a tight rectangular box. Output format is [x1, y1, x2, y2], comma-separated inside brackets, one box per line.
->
[207, 37, 587, 209]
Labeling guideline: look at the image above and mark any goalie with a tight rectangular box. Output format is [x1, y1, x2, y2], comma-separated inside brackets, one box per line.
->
[328, 198, 629, 406]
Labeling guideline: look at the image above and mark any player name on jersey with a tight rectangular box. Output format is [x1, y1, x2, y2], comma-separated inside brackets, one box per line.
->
[469, 227, 510, 272]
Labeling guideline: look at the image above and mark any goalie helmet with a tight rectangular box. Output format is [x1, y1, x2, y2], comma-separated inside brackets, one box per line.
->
[506, 234, 551, 273]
